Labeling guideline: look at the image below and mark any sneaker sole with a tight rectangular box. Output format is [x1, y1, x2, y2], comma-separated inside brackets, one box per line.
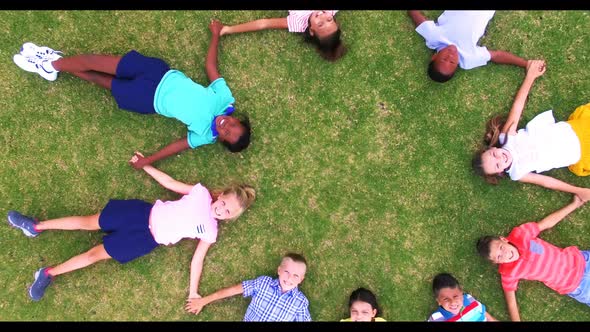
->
[7, 214, 38, 238]
[29, 270, 42, 301]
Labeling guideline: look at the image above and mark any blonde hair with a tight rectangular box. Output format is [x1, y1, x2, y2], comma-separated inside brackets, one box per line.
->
[211, 184, 256, 220]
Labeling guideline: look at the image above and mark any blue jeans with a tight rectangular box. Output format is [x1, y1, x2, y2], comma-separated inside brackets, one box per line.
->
[567, 250, 590, 306]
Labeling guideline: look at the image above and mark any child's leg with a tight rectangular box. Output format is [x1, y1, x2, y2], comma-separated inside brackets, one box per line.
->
[48, 244, 112, 277]
[69, 71, 115, 90]
[36, 213, 100, 232]
[52, 54, 121, 76]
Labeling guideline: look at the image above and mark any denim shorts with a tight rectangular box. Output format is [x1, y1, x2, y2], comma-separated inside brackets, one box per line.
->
[111, 50, 170, 114]
[567, 250, 590, 306]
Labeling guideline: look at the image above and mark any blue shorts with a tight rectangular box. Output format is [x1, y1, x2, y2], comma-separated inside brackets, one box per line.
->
[111, 50, 170, 114]
[568, 250, 590, 306]
[99, 199, 158, 264]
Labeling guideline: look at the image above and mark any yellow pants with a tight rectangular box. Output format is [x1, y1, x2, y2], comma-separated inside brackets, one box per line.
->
[567, 103, 590, 176]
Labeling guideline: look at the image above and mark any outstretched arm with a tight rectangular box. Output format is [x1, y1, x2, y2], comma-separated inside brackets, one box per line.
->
[501, 59, 546, 135]
[187, 240, 212, 300]
[503, 290, 521, 321]
[484, 312, 498, 321]
[407, 10, 428, 27]
[206, 20, 223, 82]
[220, 17, 288, 36]
[129, 137, 191, 170]
[489, 50, 528, 68]
[136, 158, 193, 195]
[537, 195, 584, 232]
[185, 283, 244, 315]
[519, 173, 590, 202]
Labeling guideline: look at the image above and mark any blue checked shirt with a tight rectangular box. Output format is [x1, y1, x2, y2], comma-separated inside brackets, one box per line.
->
[241, 276, 312, 321]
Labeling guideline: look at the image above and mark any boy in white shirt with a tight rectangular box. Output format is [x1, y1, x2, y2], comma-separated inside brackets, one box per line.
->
[408, 11, 535, 83]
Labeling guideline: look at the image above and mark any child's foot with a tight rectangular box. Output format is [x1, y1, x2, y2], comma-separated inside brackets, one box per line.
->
[13, 54, 59, 81]
[29, 267, 53, 301]
[20, 42, 63, 61]
[7, 210, 41, 237]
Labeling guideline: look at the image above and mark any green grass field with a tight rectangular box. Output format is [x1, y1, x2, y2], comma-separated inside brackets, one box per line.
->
[1, 10, 590, 321]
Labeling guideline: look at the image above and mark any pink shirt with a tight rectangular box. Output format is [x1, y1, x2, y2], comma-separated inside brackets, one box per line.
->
[149, 183, 218, 245]
[286, 10, 338, 33]
[500, 222, 584, 294]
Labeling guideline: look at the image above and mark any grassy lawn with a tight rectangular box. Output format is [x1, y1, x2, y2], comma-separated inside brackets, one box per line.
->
[1, 10, 590, 321]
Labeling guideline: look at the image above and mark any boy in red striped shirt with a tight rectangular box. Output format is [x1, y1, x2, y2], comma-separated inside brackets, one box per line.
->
[477, 195, 590, 321]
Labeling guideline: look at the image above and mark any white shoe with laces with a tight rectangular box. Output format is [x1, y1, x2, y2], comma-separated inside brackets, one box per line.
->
[13, 54, 59, 81]
[20, 42, 63, 61]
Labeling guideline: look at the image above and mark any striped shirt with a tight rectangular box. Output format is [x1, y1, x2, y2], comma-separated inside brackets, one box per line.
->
[286, 10, 338, 33]
[428, 293, 487, 322]
[500, 222, 585, 294]
[241, 276, 311, 321]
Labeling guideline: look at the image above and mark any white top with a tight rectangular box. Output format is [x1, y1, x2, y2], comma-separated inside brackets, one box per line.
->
[500, 110, 581, 181]
[287, 10, 338, 33]
[150, 183, 218, 245]
[415, 10, 495, 70]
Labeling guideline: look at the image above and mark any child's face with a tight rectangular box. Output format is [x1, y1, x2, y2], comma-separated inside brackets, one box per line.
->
[481, 147, 512, 175]
[309, 10, 338, 39]
[215, 115, 245, 145]
[277, 258, 306, 292]
[210, 193, 242, 220]
[432, 45, 459, 76]
[488, 237, 520, 264]
[436, 286, 463, 315]
[350, 300, 377, 322]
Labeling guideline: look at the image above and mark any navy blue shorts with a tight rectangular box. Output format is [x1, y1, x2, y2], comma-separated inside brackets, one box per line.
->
[99, 199, 158, 264]
[111, 50, 170, 114]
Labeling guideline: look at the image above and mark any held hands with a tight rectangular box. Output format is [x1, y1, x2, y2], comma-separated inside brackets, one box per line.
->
[128, 151, 148, 170]
[185, 297, 206, 315]
[209, 19, 223, 36]
[575, 188, 590, 203]
[572, 193, 585, 207]
[525, 59, 546, 79]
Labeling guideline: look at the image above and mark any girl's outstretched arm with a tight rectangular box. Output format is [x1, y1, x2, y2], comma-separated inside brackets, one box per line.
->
[519, 173, 590, 202]
[220, 17, 288, 36]
[129, 137, 191, 170]
[187, 240, 212, 300]
[135, 155, 194, 195]
[502, 60, 546, 136]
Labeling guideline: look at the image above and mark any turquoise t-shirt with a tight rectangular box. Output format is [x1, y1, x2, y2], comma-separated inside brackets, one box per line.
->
[153, 70, 235, 149]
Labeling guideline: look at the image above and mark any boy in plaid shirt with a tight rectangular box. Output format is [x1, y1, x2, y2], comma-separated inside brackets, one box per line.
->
[186, 252, 311, 321]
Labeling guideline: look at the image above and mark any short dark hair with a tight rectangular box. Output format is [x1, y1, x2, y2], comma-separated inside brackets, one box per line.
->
[283, 252, 307, 267]
[222, 116, 251, 153]
[432, 273, 460, 297]
[428, 60, 454, 83]
[349, 287, 381, 316]
[476, 236, 499, 261]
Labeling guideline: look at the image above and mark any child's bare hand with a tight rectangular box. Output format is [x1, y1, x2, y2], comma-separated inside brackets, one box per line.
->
[526, 59, 546, 78]
[220, 25, 229, 36]
[209, 19, 223, 36]
[576, 188, 590, 203]
[572, 194, 585, 209]
[185, 297, 206, 315]
[129, 151, 147, 170]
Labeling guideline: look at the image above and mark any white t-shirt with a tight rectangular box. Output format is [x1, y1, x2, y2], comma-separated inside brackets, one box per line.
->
[287, 10, 338, 33]
[415, 10, 495, 70]
[500, 110, 581, 181]
[149, 183, 218, 245]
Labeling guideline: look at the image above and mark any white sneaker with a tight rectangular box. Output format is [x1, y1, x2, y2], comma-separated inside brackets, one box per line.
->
[13, 54, 59, 81]
[20, 42, 63, 61]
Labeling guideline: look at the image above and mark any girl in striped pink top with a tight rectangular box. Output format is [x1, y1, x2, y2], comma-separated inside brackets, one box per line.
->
[220, 10, 346, 62]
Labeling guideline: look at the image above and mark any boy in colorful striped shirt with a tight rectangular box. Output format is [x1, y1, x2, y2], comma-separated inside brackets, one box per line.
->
[477, 195, 590, 321]
[428, 273, 497, 322]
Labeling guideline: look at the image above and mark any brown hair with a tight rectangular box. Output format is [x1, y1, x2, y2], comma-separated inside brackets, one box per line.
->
[472, 115, 508, 185]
